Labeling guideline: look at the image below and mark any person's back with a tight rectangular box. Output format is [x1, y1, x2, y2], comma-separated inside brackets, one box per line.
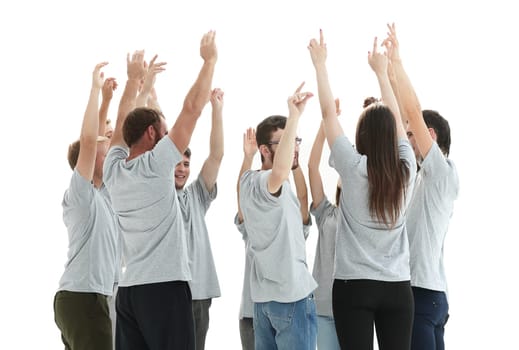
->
[308, 27, 418, 349]
[104, 134, 190, 285]
[54, 62, 119, 350]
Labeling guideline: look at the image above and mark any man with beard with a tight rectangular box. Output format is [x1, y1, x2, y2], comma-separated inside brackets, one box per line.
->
[103, 31, 217, 350]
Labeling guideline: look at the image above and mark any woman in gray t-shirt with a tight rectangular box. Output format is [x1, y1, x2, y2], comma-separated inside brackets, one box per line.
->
[308, 28, 418, 349]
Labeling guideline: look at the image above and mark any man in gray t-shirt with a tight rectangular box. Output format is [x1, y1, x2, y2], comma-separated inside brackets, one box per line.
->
[54, 62, 119, 350]
[239, 85, 317, 350]
[388, 26, 458, 349]
[175, 88, 224, 350]
[103, 32, 217, 350]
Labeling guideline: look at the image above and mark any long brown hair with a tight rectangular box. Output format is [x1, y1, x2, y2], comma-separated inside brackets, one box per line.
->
[355, 104, 410, 227]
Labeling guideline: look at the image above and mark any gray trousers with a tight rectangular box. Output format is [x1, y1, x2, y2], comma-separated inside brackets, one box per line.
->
[239, 317, 255, 350]
[192, 298, 212, 350]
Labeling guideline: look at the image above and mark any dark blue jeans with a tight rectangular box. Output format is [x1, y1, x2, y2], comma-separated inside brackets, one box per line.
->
[411, 287, 449, 350]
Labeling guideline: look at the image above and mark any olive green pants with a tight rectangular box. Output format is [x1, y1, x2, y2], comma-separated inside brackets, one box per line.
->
[54, 291, 112, 350]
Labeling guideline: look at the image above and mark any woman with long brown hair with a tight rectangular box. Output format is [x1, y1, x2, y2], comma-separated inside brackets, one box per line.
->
[308, 27, 418, 349]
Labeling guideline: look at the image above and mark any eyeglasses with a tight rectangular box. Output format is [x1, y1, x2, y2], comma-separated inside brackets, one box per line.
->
[267, 137, 302, 146]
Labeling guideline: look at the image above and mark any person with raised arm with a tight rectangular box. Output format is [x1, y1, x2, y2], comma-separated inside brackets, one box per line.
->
[175, 87, 224, 350]
[238, 83, 317, 350]
[308, 28, 417, 349]
[235, 127, 313, 350]
[307, 99, 342, 350]
[54, 62, 119, 350]
[384, 23, 459, 350]
[103, 31, 217, 350]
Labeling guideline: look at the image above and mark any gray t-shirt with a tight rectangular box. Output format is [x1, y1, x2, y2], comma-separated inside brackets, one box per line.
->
[58, 170, 119, 296]
[407, 142, 459, 292]
[330, 135, 417, 281]
[235, 214, 254, 319]
[177, 174, 220, 300]
[103, 136, 190, 286]
[239, 169, 317, 303]
[310, 197, 338, 317]
[235, 213, 312, 318]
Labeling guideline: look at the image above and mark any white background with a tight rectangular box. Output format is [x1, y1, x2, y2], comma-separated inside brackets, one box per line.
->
[1, 0, 517, 349]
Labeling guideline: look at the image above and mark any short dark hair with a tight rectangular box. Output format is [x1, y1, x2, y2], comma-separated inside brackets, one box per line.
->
[184, 147, 191, 158]
[256, 115, 287, 162]
[422, 109, 451, 156]
[123, 107, 165, 147]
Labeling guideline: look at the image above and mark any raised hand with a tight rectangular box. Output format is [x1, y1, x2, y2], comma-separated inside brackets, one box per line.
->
[127, 50, 146, 82]
[210, 88, 224, 112]
[93, 62, 108, 89]
[141, 55, 167, 94]
[308, 29, 327, 67]
[382, 23, 400, 63]
[102, 77, 117, 101]
[200, 30, 217, 63]
[243, 127, 258, 160]
[287, 81, 313, 117]
[368, 37, 388, 76]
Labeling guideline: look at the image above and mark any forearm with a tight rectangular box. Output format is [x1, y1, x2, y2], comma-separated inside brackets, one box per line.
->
[183, 60, 215, 116]
[315, 64, 343, 147]
[209, 110, 224, 162]
[98, 99, 110, 136]
[391, 60, 423, 126]
[81, 87, 102, 142]
[292, 166, 310, 224]
[376, 72, 406, 138]
[308, 122, 325, 169]
[271, 114, 299, 182]
[237, 155, 254, 222]
[308, 123, 326, 208]
[112, 79, 140, 146]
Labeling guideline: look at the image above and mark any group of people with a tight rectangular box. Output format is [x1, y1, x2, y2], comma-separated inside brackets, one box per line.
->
[53, 23, 458, 350]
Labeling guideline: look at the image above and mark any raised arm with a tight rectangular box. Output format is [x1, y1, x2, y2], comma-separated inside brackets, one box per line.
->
[384, 23, 429, 155]
[308, 29, 344, 149]
[237, 127, 258, 223]
[268, 82, 313, 194]
[200, 88, 225, 192]
[136, 56, 166, 108]
[367, 36, 406, 139]
[99, 77, 118, 138]
[147, 86, 162, 112]
[291, 165, 310, 225]
[110, 50, 146, 148]
[169, 31, 217, 153]
[76, 62, 108, 180]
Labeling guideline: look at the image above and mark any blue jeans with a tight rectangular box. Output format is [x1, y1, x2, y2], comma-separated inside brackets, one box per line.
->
[411, 287, 449, 350]
[254, 295, 317, 350]
[317, 315, 340, 350]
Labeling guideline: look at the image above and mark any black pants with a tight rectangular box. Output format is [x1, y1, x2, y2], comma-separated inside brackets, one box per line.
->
[115, 281, 194, 350]
[332, 279, 414, 350]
